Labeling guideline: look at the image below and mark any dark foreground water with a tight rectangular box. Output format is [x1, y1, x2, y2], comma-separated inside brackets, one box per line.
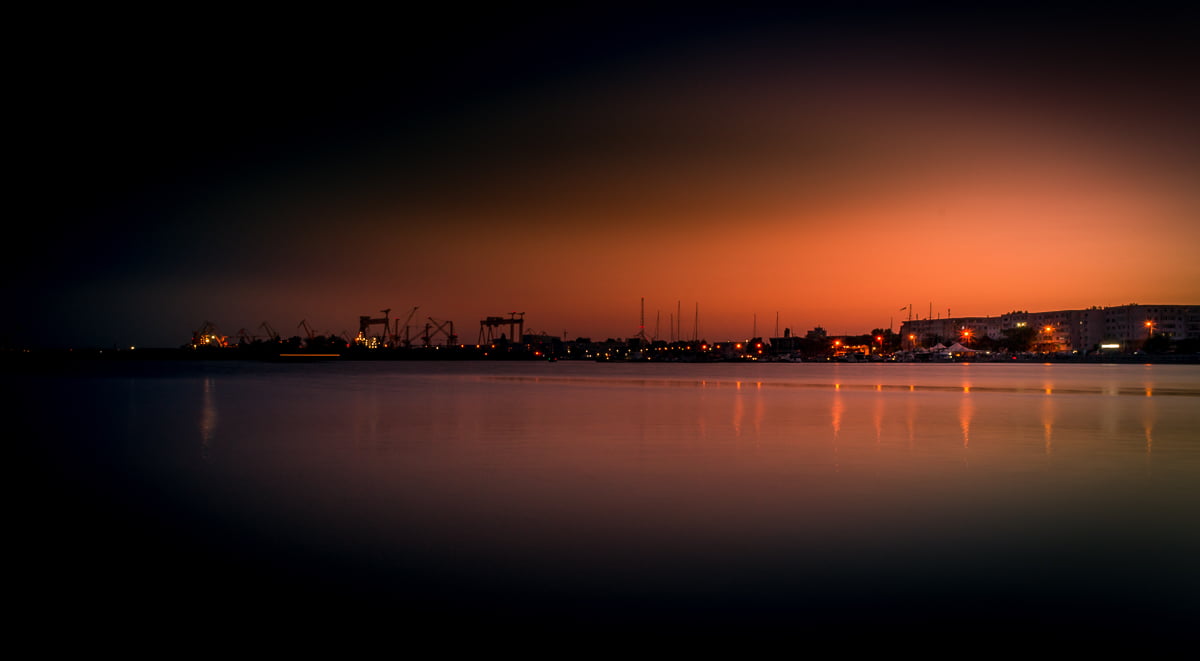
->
[13, 360, 1200, 642]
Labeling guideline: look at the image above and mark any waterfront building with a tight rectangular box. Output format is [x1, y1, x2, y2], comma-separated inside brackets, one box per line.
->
[899, 304, 1200, 353]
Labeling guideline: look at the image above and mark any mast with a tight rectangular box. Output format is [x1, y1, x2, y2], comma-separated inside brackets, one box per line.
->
[634, 297, 649, 344]
[641, 297, 646, 341]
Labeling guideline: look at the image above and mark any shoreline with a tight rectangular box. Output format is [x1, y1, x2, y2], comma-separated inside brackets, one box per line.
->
[3, 347, 1198, 367]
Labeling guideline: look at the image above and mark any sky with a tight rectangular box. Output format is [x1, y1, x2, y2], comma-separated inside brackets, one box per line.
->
[9, 5, 1200, 348]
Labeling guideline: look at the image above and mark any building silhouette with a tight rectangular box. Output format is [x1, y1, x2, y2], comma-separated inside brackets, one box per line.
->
[899, 304, 1200, 353]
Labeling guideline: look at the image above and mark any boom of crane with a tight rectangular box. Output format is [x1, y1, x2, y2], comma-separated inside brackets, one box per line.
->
[393, 306, 419, 347]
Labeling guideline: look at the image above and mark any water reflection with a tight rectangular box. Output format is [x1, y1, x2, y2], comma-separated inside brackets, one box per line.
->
[959, 392, 974, 449]
[831, 389, 844, 441]
[1041, 395, 1054, 455]
[483, 374, 1200, 397]
[872, 392, 884, 445]
[732, 386, 744, 439]
[23, 360, 1198, 637]
[199, 377, 216, 462]
[1142, 397, 1155, 456]
[905, 396, 917, 450]
[754, 382, 765, 440]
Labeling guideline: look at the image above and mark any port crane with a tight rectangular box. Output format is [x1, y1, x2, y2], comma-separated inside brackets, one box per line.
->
[192, 321, 227, 347]
[478, 312, 525, 344]
[393, 306, 419, 347]
[298, 319, 317, 340]
[358, 308, 391, 344]
[423, 317, 457, 347]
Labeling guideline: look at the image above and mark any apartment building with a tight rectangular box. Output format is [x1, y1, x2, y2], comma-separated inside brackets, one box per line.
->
[899, 304, 1200, 352]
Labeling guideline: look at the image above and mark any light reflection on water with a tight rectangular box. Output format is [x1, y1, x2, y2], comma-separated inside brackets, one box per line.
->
[19, 361, 1200, 635]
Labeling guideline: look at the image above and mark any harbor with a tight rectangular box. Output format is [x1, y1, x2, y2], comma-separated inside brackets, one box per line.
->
[170, 302, 1199, 363]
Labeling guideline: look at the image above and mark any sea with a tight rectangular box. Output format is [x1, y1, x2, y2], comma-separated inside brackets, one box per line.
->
[13, 359, 1200, 643]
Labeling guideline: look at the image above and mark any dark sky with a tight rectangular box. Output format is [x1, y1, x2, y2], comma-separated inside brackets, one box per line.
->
[10, 5, 1200, 348]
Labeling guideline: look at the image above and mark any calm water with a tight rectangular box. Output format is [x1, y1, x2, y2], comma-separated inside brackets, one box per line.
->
[16, 360, 1200, 638]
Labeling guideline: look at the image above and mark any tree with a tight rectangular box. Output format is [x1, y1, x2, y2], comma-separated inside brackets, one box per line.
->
[869, 328, 901, 353]
[1143, 332, 1171, 354]
[1000, 326, 1037, 353]
[972, 334, 1000, 352]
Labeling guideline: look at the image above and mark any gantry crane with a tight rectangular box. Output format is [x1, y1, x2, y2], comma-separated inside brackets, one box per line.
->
[478, 312, 525, 344]
[423, 317, 457, 347]
[357, 308, 391, 343]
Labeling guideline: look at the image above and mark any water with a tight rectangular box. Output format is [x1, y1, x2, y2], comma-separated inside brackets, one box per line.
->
[15, 360, 1200, 640]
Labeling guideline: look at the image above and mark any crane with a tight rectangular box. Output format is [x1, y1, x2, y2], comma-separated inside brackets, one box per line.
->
[478, 311, 524, 344]
[357, 309, 391, 344]
[395, 306, 419, 346]
[298, 319, 317, 340]
[192, 321, 227, 348]
[260, 322, 280, 342]
[423, 317, 457, 347]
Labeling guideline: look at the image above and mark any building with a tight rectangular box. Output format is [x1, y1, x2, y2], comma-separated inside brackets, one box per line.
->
[899, 304, 1200, 353]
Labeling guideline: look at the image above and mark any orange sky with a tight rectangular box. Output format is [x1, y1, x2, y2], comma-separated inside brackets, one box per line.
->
[11, 7, 1200, 347]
